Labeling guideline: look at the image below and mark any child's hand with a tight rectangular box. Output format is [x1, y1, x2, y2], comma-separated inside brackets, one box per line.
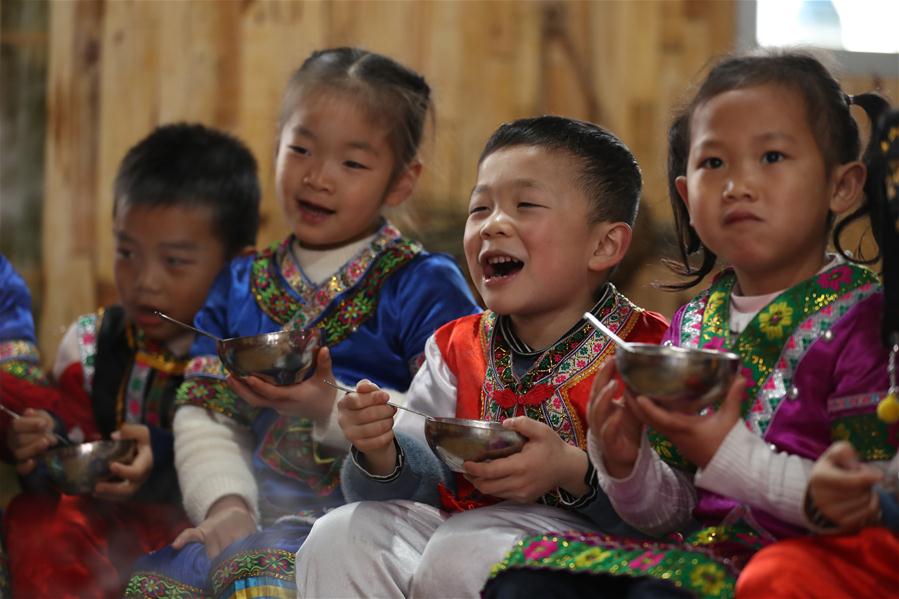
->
[336, 380, 397, 476]
[172, 495, 257, 559]
[226, 347, 337, 425]
[808, 441, 883, 531]
[93, 424, 152, 500]
[7, 408, 60, 475]
[627, 374, 745, 468]
[588, 360, 643, 479]
[463, 417, 588, 503]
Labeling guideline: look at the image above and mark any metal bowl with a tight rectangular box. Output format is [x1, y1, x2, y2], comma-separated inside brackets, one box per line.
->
[424, 417, 526, 473]
[38, 439, 137, 495]
[217, 328, 321, 386]
[616, 343, 740, 411]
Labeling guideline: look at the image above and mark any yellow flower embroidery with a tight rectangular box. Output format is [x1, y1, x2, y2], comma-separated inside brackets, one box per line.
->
[573, 547, 611, 568]
[705, 291, 726, 318]
[690, 563, 727, 596]
[758, 302, 793, 340]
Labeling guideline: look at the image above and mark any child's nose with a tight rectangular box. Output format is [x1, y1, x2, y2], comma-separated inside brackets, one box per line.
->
[480, 209, 512, 237]
[135, 262, 163, 292]
[723, 168, 756, 201]
[303, 161, 334, 193]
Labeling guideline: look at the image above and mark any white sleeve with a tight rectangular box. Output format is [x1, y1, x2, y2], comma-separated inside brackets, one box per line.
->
[51, 321, 81, 381]
[393, 334, 457, 447]
[589, 431, 696, 536]
[695, 422, 812, 528]
[174, 405, 259, 525]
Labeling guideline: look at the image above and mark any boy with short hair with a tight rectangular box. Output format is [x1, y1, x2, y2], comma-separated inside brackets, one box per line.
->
[1, 123, 261, 599]
[295, 115, 669, 597]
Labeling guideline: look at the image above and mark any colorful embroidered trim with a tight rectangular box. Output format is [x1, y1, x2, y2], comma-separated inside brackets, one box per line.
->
[491, 524, 766, 599]
[482, 285, 638, 450]
[123, 571, 207, 599]
[75, 310, 100, 392]
[184, 355, 227, 380]
[832, 413, 898, 460]
[210, 548, 295, 598]
[0, 340, 39, 364]
[249, 231, 421, 347]
[0, 360, 49, 385]
[652, 264, 883, 467]
[175, 377, 256, 426]
[257, 415, 343, 495]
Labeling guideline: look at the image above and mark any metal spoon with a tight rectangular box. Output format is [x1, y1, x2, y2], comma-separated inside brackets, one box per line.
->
[0, 403, 73, 446]
[583, 312, 635, 352]
[154, 310, 223, 343]
[323, 379, 433, 419]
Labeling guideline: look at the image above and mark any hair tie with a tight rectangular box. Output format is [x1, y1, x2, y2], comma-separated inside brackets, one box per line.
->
[844, 93, 854, 107]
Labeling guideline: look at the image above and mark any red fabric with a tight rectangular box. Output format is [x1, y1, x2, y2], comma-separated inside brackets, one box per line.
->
[0, 372, 62, 461]
[433, 310, 669, 513]
[2, 492, 190, 599]
[736, 527, 899, 598]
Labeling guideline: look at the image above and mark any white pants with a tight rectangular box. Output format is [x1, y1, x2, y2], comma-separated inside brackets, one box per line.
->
[295, 499, 601, 598]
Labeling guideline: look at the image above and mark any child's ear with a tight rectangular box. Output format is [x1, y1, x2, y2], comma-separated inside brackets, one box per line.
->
[588, 222, 632, 273]
[384, 161, 423, 208]
[829, 160, 866, 215]
[674, 175, 693, 222]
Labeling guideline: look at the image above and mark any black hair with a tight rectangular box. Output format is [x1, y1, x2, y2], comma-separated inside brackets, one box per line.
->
[664, 48, 887, 289]
[856, 96, 899, 346]
[113, 123, 260, 256]
[477, 115, 642, 226]
[278, 47, 432, 180]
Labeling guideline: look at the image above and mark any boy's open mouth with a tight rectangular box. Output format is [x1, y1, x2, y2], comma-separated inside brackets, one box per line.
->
[482, 255, 524, 280]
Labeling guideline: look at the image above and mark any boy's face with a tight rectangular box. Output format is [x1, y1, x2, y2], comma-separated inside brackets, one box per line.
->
[464, 145, 607, 327]
[113, 203, 227, 345]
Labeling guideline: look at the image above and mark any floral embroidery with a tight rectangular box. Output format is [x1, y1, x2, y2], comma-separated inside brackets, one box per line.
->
[757, 302, 793, 340]
[691, 563, 728, 596]
[817, 264, 852, 291]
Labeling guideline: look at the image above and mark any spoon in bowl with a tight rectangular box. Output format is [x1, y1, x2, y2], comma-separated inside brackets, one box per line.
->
[583, 312, 635, 352]
[322, 379, 433, 419]
[154, 311, 223, 343]
[0, 403, 73, 446]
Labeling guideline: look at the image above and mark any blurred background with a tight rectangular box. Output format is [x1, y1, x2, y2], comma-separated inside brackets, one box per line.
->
[2, 0, 897, 379]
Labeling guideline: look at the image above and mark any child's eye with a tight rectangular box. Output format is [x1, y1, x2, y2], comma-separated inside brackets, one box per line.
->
[344, 160, 369, 170]
[698, 157, 723, 169]
[762, 151, 784, 164]
[288, 145, 308, 155]
[164, 256, 192, 268]
[468, 205, 488, 215]
[518, 201, 542, 209]
[115, 247, 133, 259]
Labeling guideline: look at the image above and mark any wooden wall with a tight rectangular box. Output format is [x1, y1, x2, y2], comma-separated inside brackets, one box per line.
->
[35, 0, 898, 362]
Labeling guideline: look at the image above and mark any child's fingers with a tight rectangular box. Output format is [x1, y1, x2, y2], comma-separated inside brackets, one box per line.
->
[13, 437, 51, 461]
[313, 347, 333, 379]
[338, 389, 391, 411]
[629, 394, 694, 434]
[354, 379, 381, 394]
[501, 416, 545, 440]
[463, 455, 520, 481]
[588, 379, 619, 432]
[93, 478, 136, 500]
[10, 416, 52, 435]
[820, 441, 862, 470]
[716, 375, 746, 421]
[351, 429, 395, 454]
[14, 458, 36, 476]
[588, 360, 616, 404]
[109, 450, 152, 481]
[172, 526, 205, 550]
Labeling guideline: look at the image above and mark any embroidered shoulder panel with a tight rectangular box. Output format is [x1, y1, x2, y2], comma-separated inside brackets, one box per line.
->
[480, 287, 640, 450]
[250, 228, 422, 347]
[257, 414, 343, 495]
[175, 377, 256, 425]
[652, 265, 883, 467]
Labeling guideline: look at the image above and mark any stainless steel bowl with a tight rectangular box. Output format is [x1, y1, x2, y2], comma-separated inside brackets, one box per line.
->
[616, 343, 740, 411]
[218, 328, 321, 386]
[38, 439, 137, 495]
[424, 417, 526, 473]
